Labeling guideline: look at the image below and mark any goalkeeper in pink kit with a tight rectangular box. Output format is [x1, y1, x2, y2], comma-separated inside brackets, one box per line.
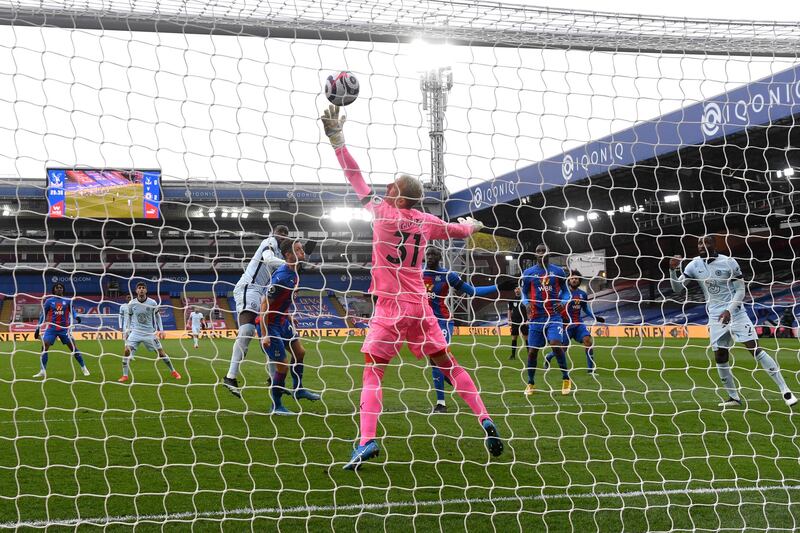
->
[321, 105, 504, 470]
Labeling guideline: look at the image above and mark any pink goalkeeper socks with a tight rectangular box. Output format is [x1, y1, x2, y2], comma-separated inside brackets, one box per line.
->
[359, 364, 385, 446]
[437, 356, 490, 422]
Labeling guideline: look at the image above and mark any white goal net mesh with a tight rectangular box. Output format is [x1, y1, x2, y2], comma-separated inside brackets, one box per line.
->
[0, 0, 798, 529]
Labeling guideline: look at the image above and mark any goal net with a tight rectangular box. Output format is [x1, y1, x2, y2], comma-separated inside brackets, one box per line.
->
[0, 0, 798, 529]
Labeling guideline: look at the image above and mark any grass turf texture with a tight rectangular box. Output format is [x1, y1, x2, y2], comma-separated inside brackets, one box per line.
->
[0, 336, 798, 530]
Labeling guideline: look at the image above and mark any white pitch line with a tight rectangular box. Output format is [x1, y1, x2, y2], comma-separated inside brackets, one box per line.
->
[0, 397, 784, 428]
[1, 484, 798, 529]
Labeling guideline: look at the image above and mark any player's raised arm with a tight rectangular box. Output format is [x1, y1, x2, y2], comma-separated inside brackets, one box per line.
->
[262, 247, 286, 272]
[669, 255, 688, 294]
[320, 105, 374, 204]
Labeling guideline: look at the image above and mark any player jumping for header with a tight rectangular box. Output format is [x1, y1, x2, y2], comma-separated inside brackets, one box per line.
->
[33, 282, 89, 378]
[321, 104, 503, 470]
[670, 236, 797, 408]
[261, 239, 321, 415]
[222, 225, 289, 398]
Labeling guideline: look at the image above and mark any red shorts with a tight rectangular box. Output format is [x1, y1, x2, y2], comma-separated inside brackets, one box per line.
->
[361, 298, 448, 361]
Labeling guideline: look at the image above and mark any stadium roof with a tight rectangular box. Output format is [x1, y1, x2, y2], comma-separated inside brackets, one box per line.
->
[446, 62, 800, 219]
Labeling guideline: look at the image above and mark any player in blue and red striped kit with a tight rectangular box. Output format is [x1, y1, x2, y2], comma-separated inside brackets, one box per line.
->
[424, 247, 500, 413]
[545, 271, 605, 374]
[261, 239, 320, 415]
[521, 244, 571, 395]
[33, 282, 89, 379]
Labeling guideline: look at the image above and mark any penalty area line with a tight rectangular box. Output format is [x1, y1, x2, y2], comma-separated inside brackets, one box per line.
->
[2, 484, 799, 528]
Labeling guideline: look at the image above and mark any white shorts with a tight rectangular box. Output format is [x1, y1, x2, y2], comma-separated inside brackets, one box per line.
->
[191, 327, 201, 336]
[233, 284, 263, 315]
[126, 333, 163, 355]
[709, 310, 757, 350]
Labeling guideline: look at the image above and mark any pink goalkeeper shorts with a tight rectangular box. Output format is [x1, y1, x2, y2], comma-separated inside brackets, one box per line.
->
[361, 297, 448, 361]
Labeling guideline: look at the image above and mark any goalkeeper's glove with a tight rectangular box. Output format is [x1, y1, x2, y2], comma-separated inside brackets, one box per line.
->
[321, 105, 346, 148]
[33, 328, 40, 340]
[75, 316, 82, 324]
[496, 276, 519, 292]
[595, 316, 606, 323]
[457, 216, 484, 233]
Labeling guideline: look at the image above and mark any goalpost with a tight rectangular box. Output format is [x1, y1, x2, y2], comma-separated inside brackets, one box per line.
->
[1, 0, 799, 529]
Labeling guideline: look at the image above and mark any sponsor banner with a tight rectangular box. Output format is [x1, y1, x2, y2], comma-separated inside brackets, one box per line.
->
[591, 325, 708, 338]
[454, 326, 512, 336]
[0, 325, 711, 341]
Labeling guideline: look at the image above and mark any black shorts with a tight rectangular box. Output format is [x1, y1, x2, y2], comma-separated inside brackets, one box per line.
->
[510, 322, 528, 337]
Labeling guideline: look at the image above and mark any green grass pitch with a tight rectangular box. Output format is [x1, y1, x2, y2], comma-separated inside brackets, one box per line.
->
[0, 335, 798, 530]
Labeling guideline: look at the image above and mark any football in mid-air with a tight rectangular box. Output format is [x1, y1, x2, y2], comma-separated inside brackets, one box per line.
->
[325, 71, 359, 106]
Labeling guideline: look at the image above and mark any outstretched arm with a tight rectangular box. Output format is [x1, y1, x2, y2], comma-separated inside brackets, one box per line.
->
[448, 271, 498, 298]
[423, 213, 481, 240]
[321, 105, 375, 206]
[334, 145, 374, 204]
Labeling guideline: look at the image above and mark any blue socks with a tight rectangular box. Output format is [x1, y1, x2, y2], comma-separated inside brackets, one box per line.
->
[40, 351, 49, 372]
[432, 367, 448, 402]
[271, 371, 287, 409]
[545, 350, 569, 379]
[291, 359, 304, 390]
[73, 351, 85, 368]
[526, 353, 537, 384]
[586, 348, 595, 371]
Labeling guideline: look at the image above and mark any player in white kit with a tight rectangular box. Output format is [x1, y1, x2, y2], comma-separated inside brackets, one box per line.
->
[670, 236, 797, 408]
[119, 282, 181, 383]
[188, 307, 207, 349]
[222, 225, 289, 398]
